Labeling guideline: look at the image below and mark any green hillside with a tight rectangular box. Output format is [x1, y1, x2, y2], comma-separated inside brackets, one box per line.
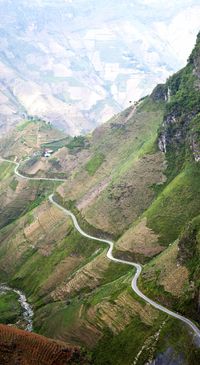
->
[0, 33, 199, 365]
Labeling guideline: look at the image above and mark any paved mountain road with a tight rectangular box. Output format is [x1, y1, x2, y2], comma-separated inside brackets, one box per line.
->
[1, 157, 200, 341]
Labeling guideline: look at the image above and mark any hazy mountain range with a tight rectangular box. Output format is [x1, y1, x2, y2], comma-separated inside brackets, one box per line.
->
[0, 0, 200, 134]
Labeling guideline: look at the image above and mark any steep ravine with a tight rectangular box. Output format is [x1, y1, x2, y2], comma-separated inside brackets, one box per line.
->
[0, 284, 33, 331]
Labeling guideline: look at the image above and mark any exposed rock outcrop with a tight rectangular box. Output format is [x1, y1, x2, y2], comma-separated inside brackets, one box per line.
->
[151, 84, 167, 102]
[157, 33, 200, 162]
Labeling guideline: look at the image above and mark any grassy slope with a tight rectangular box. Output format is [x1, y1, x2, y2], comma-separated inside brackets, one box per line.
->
[0, 291, 22, 325]
[0, 162, 14, 181]
[145, 161, 200, 245]
[59, 98, 166, 237]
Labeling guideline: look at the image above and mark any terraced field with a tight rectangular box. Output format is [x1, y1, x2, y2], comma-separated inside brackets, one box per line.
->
[0, 324, 87, 365]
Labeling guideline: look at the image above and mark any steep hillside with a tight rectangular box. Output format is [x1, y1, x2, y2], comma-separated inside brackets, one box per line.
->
[0, 98, 171, 365]
[56, 34, 200, 363]
[51, 99, 166, 238]
[0, 33, 200, 365]
[15, 99, 166, 238]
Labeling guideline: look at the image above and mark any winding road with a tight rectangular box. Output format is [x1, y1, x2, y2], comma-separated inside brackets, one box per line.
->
[1, 157, 200, 340]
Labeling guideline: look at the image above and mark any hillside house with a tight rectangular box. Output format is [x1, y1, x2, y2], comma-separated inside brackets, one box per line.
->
[44, 148, 53, 157]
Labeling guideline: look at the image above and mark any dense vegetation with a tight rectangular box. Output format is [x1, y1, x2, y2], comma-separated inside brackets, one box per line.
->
[66, 136, 89, 152]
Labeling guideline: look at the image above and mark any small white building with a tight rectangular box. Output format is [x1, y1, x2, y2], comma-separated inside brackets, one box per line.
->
[44, 149, 53, 157]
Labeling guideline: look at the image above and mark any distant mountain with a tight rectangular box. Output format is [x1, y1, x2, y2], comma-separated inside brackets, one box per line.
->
[0, 0, 200, 134]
